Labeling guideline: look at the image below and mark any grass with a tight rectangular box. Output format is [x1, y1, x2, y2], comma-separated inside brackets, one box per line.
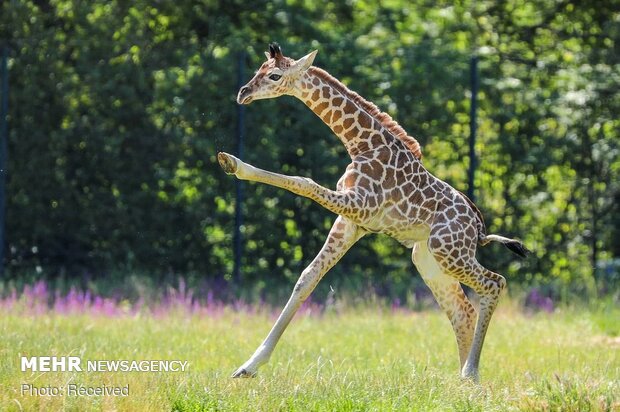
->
[1, 297, 619, 411]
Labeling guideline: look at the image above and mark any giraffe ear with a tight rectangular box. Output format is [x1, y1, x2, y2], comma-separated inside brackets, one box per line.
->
[264, 51, 271, 60]
[291, 50, 318, 73]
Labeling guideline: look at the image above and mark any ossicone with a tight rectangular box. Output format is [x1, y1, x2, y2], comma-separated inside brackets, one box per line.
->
[269, 42, 282, 59]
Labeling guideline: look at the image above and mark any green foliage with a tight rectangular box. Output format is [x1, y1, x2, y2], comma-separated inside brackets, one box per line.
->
[0, 1, 618, 295]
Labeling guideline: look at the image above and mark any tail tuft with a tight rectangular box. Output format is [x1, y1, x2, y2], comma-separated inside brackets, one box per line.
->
[503, 239, 531, 258]
[482, 234, 531, 258]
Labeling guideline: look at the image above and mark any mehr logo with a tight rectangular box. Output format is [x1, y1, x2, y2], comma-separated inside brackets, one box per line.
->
[21, 356, 82, 372]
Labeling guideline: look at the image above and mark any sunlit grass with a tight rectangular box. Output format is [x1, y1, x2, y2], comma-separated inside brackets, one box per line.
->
[1, 304, 618, 411]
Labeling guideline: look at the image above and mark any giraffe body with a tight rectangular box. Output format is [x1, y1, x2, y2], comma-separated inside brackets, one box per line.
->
[219, 43, 528, 381]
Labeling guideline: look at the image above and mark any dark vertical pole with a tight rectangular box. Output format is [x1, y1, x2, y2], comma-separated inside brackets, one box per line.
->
[467, 55, 478, 201]
[233, 52, 245, 283]
[587, 133, 598, 286]
[0, 44, 8, 276]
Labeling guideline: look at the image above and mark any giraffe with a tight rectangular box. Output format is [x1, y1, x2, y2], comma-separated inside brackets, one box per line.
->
[218, 43, 529, 382]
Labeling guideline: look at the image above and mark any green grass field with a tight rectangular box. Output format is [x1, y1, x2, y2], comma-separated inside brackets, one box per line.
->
[1, 303, 618, 411]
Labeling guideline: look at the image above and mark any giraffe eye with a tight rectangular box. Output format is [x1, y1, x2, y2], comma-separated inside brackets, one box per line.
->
[268, 73, 282, 81]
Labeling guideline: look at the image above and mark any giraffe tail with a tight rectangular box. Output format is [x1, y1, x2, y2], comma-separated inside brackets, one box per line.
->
[480, 234, 531, 258]
[456, 189, 530, 258]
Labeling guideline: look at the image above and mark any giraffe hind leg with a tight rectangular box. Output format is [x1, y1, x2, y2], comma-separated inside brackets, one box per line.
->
[459, 266, 505, 381]
[432, 253, 505, 381]
[427, 225, 506, 382]
[412, 242, 476, 369]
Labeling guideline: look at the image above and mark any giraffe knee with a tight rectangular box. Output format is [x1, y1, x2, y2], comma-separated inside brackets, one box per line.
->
[497, 275, 507, 292]
[298, 176, 316, 189]
[293, 268, 319, 300]
[489, 273, 506, 295]
[481, 274, 506, 298]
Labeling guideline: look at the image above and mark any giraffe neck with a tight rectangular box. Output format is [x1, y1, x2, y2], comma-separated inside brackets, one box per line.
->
[293, 68, 399, 158]
[295, 67, 421, 158]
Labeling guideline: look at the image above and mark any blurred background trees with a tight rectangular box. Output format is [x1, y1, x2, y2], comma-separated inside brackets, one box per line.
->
[0, 0, 618, 300]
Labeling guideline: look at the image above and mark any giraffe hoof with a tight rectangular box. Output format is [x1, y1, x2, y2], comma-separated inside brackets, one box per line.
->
[460, 367, 480, 383]
[231, 367, 257, 378]
[218, 152, 238, 175]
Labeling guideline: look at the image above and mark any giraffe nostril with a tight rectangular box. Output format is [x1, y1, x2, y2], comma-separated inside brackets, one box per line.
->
[237, 86, 253, 104]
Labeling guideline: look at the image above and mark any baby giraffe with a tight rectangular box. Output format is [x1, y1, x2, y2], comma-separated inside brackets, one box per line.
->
[218, 43, 528, 382]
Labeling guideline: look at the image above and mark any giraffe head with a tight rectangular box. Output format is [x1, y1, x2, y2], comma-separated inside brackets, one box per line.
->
[237, 43, 317, 104]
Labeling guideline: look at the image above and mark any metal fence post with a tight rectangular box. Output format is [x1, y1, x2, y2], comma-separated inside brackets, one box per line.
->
[0, 43, 9, 276]
[233, 52, 245, 283]
[467, 55, 479, 202]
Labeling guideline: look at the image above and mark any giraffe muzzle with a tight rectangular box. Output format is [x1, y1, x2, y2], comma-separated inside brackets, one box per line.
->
[237, 86, 253, 105]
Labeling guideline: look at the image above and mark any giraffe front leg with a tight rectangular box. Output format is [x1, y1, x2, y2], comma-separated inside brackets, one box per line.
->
[232, 216, 365, 378]
[218, 152, 364, 217]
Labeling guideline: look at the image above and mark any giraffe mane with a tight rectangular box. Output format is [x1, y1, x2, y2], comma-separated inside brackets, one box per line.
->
[308, 67, 422, 159]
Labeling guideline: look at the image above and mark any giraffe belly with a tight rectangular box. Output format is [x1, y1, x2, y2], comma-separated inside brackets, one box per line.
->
[352, 201, 432, 247]
[358, 217, 430, 248]
[387, 225, 431, 248]
[353, 199, 432, 248]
